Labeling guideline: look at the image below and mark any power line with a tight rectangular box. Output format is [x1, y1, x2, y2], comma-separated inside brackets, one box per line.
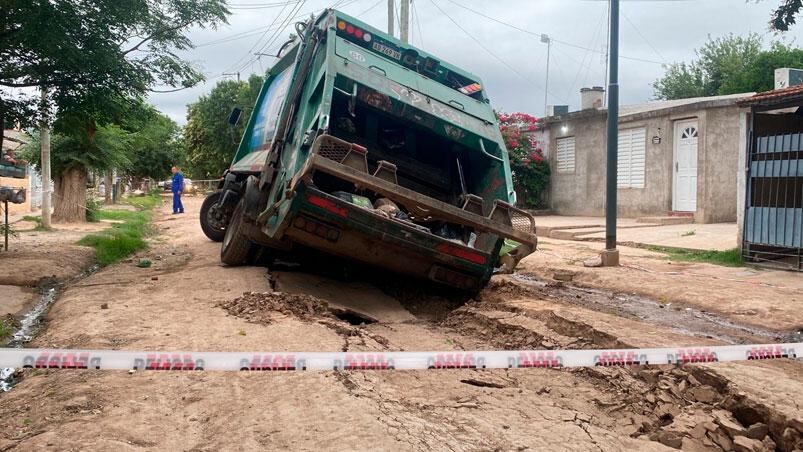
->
[621, 9, 667, 63]
[357, 0, 384, 17]
[426, 0, 561, 101]
[222, 0, 298, 74]
[412, 0, 424, 47]
[567, 5, 607, 101]
[227, 1, 305, 9]
[444, 0, 664, 65]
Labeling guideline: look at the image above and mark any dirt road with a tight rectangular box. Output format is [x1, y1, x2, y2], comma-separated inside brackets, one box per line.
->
[0, 196, 801, 451]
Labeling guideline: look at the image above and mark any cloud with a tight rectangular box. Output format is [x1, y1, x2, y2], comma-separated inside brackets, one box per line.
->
[148, 0, 800, 124]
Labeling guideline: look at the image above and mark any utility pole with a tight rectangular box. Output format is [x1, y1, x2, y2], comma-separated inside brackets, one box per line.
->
[541, 34, 551, 117]
[603, 0, 611, 107]
[39, 86, 52, 230]
[602, 0, 620, 266]
[223, 72, 241, 82]
[400, 0, 410, 43]
[387, 0, 395, 37]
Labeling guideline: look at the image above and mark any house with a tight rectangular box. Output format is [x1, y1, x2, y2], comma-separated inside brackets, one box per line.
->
[0, 128, 32, 216]
[737, 81, 803, 271]
[539, 88, 753, 223]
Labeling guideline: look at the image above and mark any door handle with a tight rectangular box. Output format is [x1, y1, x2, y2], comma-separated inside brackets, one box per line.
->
[675, 162, 679, 172]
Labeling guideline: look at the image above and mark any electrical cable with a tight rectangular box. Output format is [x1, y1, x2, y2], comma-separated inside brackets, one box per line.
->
[427, 0, 561, 100]
[621, 9, 667, 64]
[412, 0, 424, 47]
[222, 0, 298, 75]
[444, 0, 664, 65]
[357, 0, 384, 17]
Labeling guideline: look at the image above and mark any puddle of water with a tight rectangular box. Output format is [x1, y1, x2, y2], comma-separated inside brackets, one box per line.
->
[511, 273, 789, 345]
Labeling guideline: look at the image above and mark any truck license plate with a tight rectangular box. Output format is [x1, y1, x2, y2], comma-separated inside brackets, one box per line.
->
[372, 42, 401, 60]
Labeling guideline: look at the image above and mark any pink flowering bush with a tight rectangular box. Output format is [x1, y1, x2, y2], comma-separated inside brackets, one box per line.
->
[496, 111, 550, 208]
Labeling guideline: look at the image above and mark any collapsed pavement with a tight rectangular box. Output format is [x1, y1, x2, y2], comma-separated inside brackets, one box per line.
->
[0, 197, 800, 451]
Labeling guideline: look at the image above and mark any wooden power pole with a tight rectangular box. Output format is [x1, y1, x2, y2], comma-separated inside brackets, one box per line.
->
[40, 86, 52, 229]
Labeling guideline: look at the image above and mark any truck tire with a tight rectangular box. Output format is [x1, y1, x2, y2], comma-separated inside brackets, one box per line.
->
[220, 200, 253, 265]
[199, 191, 227, 242]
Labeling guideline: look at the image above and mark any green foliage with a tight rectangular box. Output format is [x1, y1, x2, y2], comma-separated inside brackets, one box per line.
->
[21, 215, 46, 231]
[0, 319, 9, 339]
[85, 197, 103, 223]
[136, 259, 152, 268]
[653, 33, 803, 100]
[653, 34, 763, 99]
[125, 194, 162, 210]
[121, 102, 183, 181]
[0, 0, 230, 127]
[649, 246, 744, 267]
[770, 0, 803, 31]
[77, 194, 159, 266]
[183, 74, 264, 178]
[20, 122, 132, 177]
[495, 112, 550, 208]
[0, 222, 19, 239]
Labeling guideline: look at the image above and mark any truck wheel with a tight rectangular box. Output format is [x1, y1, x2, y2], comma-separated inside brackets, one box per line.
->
[200, 191, 228, 242]
[220, 200, 253, 265]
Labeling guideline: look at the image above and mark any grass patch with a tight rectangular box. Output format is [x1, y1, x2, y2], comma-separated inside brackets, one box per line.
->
[125, 194, 162, 210]
[21, 215, 47, 231]
[648, 246, 744, 267]
[0, 319, 10, 339]
[77, 194, 160, 266]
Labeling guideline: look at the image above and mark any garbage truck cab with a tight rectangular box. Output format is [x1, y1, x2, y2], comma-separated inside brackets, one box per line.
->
[199, 9, 537, 291]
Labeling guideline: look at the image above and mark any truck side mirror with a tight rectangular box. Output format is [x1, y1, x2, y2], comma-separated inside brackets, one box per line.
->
[228, 107, 242, 126]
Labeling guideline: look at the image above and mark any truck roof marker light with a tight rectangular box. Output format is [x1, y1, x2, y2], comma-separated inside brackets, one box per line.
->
[337, 20, 346, 31]
[435, 243, 487, 265]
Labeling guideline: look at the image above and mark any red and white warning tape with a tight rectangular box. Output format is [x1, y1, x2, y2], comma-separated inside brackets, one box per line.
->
[1, 343, 800, 371]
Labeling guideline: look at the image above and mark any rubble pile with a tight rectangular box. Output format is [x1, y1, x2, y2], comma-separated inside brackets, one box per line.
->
[584, 366, 802, 451]
[218, 291, 335, 324]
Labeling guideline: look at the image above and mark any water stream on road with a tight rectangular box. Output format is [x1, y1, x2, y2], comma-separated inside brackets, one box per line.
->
[1, 265, 99, 391]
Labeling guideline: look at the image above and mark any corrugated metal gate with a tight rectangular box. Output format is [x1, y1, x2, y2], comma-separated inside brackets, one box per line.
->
[743, 131, 803, 270]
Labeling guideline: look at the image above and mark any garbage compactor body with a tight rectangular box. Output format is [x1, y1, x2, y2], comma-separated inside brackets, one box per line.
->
[201, 9, 537, 291]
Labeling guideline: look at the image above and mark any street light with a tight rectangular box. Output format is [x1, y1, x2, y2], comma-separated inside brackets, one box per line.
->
[540, 34, 551, 117]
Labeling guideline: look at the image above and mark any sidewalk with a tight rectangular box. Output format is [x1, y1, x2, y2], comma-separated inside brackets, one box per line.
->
[534, 215, 738, 251]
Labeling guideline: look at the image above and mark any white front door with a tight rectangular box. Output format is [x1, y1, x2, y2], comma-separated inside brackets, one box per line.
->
[673, 120, 698, 212]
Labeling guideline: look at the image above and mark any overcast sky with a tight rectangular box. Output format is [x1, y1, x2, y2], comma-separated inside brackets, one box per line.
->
[148, 0, 803, 125]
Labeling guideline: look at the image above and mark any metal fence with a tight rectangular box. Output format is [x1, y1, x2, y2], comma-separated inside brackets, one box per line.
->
[743, 132, 803, 270]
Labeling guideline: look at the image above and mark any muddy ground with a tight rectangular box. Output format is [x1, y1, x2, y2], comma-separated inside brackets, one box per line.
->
[0, 196, 801, 451]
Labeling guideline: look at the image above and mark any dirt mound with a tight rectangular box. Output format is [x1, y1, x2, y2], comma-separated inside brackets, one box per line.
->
[218, 291, 334, 324]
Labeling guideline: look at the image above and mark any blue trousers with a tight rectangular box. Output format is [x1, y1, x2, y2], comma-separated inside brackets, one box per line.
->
[172, 192, 184, 213]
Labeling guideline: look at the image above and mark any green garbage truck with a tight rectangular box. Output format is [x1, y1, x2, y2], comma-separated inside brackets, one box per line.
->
[199, 9, 537, 291]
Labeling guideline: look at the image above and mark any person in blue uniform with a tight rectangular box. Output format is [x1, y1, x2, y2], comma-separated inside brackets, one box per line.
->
[171, 166, 184, 214]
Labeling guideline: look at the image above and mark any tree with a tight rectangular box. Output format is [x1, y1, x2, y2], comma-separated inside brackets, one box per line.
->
[770, 0, 803, 31]
[21, 119, 133, 221]
[496, 112, 550, 208]
[122, 103, 183, 186]
[652, 34, 803, 100]
[183, 74, 263, 178]
[0, 0, 229, 221]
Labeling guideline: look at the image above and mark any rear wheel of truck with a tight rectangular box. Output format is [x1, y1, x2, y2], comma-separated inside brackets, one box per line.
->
[200, 191, 228, 242]
[220, 200, 253, 265]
